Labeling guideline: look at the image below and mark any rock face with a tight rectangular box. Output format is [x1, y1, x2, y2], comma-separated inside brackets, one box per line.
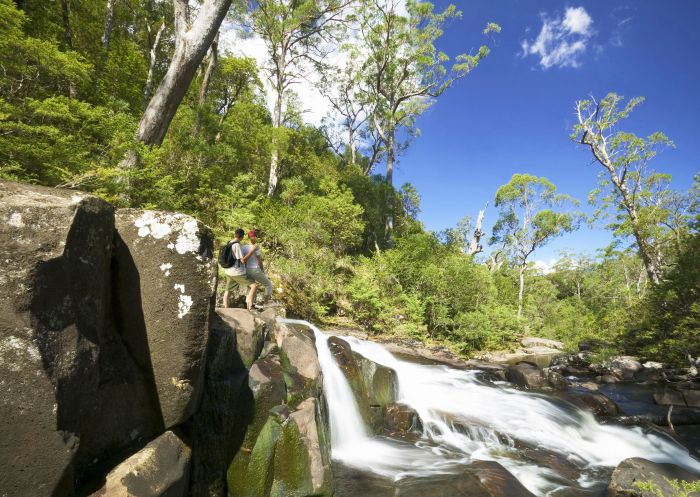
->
[0, 182, 226, 497]
[227, 323, 333, 497]
[327, 336, 398, 431]
[114, 209, 217, 429]
[89, 431, 191, 497]
[506, 362, 566, 390]
[214, 308, 268, 368]
[607, 457, 700, 497]
[186, 312, 253, 497]
[0, 183, 162, 496]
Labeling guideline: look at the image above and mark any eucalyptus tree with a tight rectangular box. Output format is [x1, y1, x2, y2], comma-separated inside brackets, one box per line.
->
[357, 0, 499, 242]
[318, 41, 386, 173]
[573, 93, 676, 285]
[137, 0, 232, 146]
[490, 174, 579, 319]
[247, 0, 353, 196]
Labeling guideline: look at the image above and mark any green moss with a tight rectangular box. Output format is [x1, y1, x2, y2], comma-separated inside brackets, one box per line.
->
[227, 415, 283, 497]
[270, 419, 313, 497]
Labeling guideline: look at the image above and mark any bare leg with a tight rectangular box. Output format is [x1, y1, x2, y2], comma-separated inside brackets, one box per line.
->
[223, 290, 230, 308]
[246, 283, 259, 310]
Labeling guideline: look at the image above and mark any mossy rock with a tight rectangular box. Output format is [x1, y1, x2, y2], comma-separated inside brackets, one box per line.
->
[228, 415, 283, 497]
[354, 352, 398, 407]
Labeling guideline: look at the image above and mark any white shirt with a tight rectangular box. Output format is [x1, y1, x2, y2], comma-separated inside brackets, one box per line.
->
[224, 241, 246, 276]
[241, 244, 261, 269]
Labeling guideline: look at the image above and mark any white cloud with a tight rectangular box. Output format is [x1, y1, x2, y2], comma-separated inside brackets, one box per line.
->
[533, 258, 559, 275]
[521, 6, 595, 69]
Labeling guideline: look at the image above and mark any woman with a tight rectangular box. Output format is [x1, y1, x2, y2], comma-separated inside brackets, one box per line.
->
[242, 229, 273, 305]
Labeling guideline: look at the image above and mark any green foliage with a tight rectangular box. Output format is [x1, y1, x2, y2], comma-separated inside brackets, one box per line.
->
[635, 478, 700, 497]
[627, 232, 700, 364]
[2, 0, 697, 367]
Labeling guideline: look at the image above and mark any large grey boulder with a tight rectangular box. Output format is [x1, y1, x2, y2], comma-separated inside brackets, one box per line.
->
[0, 182, 162, 497]
[213, 308, 268, 368]
[114, 209, 217, 429]
[607, 457, 700, 497]
[506, 362, 566, 390]
[275, 323, 322, 406]
[89, 431, 191, 497]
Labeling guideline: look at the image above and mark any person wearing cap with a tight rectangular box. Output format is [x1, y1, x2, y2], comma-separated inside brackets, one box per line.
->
[223, 228, 258, 309]
[242, 229, 273, 304]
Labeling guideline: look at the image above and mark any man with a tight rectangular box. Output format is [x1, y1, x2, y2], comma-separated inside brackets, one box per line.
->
[242, 229, 273, 304]
[222, 228, 257, 309]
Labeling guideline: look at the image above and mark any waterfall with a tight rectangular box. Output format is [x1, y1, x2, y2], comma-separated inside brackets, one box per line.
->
[280, 319, 700, 496]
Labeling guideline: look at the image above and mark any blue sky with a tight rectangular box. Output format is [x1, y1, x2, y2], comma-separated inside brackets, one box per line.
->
[390, 0, 700, 265]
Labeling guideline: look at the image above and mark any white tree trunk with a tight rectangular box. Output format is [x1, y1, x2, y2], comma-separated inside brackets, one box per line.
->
[143, 21, 166, 108]
[267, 69, 285, 197]
[384, 127, 395, 246]
[517, 264, 525, 319]
[137, 0, 231, 145]
[101, 0, 115, 49]
[467, 207, 486, 256]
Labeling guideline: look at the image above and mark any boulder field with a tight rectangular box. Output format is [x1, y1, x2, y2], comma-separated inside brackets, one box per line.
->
[0, 182, 331, 497]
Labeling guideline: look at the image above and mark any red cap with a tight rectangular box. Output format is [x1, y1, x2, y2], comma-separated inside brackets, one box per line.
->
[248, 229, 257, 238]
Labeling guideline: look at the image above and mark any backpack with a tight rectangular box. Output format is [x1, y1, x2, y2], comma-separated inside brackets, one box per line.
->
[218, 240, 241, 269]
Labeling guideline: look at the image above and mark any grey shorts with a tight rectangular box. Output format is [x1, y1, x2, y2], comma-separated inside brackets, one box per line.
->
[225, 273, 253, 292]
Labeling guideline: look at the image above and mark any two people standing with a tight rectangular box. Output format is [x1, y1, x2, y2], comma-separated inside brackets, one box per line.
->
[222, 228, 273, 310]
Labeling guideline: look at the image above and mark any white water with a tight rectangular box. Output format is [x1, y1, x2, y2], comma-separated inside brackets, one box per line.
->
[280, 319, 700, 496]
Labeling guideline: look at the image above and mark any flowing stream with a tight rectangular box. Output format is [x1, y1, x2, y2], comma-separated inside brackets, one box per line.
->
[280, 319, 700, 496]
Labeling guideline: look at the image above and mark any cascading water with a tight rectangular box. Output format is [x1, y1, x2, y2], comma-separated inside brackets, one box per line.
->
[280, 319, 700, 496]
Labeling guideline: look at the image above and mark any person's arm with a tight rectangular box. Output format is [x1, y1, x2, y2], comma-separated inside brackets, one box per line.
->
[241, 244, 256, 263]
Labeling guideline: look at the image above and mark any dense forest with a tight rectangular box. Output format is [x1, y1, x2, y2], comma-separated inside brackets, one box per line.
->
[1, 0, 698, 365]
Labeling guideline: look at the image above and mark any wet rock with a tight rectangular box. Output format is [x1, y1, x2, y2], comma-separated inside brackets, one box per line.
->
[328, 336, 373, 421]
[463, 360, 508, 381]
[114, 209, 217, 429]
[607, 457, 700, 497]
[378, 403, 423, 435]
[685, 390, 700, 408]
[213, 308, 267, 368]
[226, 352, 287, 495]
[0, 182, 162, 497]
[271, 397, 332, 496]
[506, 362, 566, 390]
[654, 388, 687, 407]
[561, 390, 620, 417]
[597, 374, 621, 384]
[186, 314, 253, 497]
[333, 461, 536, 497]
[520, 337, 565, 350]
[228, 398, 332, 497]
[353, 352, 398, 407]
[275, 323, 321, 406]
[89, 431, 191, 497]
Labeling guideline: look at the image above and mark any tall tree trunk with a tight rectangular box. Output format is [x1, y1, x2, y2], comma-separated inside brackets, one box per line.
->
[517, 263, 526, 319]
[384, 126, 395, 245]
[468, 207, 486, 255]
[197, 32, 218, 106]
[101, 0, 115, 49]
[193, 32, 219, 134]
[267, 71, 285, 197]
[348, 126, 356, 165]
[137, 0, 231, 146]
[143, 20, 166, 108]
[597, 149, 662, 285]
[60, 0, 77, 98]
